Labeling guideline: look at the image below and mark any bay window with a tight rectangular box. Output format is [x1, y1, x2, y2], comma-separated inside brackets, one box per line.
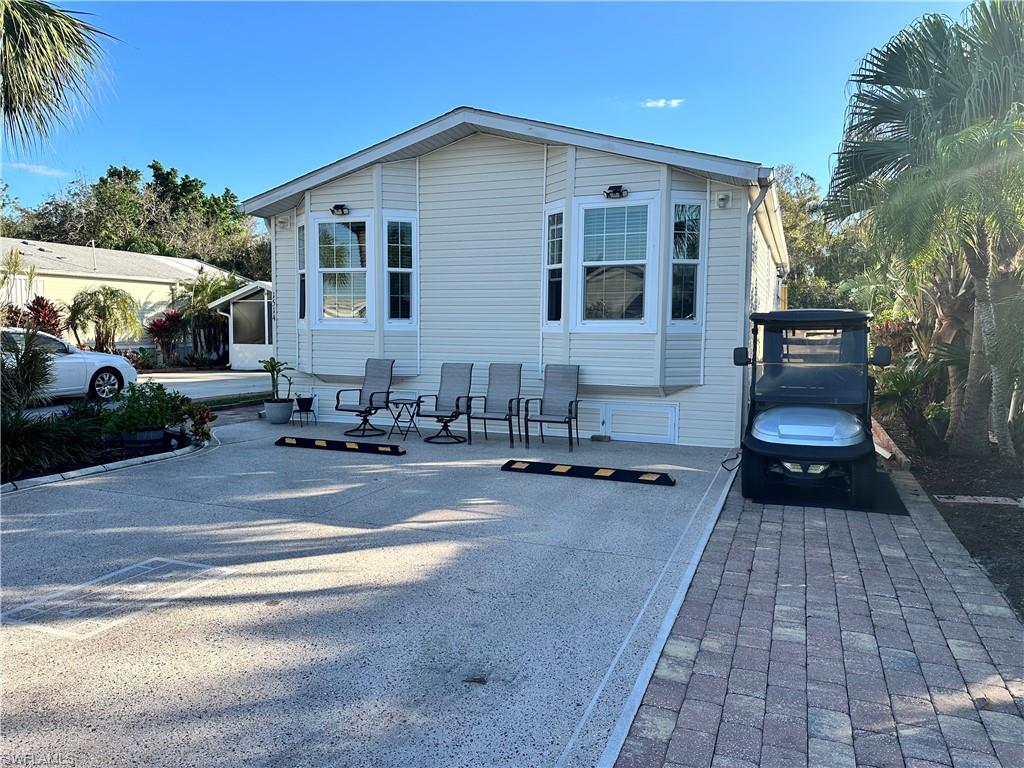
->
[670, 198, 705, 325]
[318, 220, 367, 320]
[545, 207, 563, 323]
[581, 204, 649, 322]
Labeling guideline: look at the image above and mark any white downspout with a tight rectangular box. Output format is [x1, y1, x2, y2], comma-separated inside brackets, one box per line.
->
[734, 173, 772, 446]
[539, 144, 548, 377]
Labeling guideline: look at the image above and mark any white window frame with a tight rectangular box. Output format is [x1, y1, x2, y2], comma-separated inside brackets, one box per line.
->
[382, 210, 418, 328]
[570, 192, 660, 334]
[309, 208, 376, 330]
[543, 200, 565, 330]
[296, 217, 307, 326]
[667, 192, 708, 332]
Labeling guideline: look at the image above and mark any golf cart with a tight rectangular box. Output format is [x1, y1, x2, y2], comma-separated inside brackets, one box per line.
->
[733, 309, 891, 506]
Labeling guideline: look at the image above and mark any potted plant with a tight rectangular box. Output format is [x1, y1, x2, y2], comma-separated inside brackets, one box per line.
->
[295, 388, 314, 413]
[924, 401, 950, 440]
[260, 357, 295, 424]
[105, 382, 189, 445]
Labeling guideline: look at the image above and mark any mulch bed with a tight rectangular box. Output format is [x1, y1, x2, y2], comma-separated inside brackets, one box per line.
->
[10, 431, 192, 484]
[881, 416, 1024, 619]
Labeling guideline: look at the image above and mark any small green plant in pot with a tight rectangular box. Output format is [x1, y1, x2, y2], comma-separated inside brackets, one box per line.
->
[295, 390, 314, 413]
[260, 357, 295, 424]
[105, 382, 190, 445]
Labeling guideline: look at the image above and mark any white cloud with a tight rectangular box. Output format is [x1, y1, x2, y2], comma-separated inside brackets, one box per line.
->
[642, 98, 685, 109]
[6, 162, 69, 178]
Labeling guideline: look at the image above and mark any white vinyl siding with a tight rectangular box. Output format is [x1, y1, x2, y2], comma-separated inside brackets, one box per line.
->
[272, 212, 298, 365]
[310, 167, 374, 213]
[751, 221, 777, 313]
[417, 133, 546, 393]
[382, 160, 417, 210]
[545, 145, 569, 203]
[574, 149, 661, 197]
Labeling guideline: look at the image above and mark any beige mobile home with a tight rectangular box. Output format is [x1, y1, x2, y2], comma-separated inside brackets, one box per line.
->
[242, 108, 788, 447]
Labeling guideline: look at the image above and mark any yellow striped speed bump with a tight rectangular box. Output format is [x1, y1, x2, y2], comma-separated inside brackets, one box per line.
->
[275, 436, 406, 455]
[500, 460, 674, 486]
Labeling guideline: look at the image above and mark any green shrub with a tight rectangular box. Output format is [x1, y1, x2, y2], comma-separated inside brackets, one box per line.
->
[104, 381, 190, 434]
[183, 402, 217, 444]
[1, 404, 103, 482]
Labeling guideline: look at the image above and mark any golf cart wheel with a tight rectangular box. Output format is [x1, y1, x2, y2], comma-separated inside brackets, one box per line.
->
[741, 447, 767, 499]
[850, 454, 877, 508]
[90, 368, 123, 400]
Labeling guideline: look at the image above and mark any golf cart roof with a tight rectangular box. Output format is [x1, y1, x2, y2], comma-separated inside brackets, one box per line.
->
[750, 309, 872, 329]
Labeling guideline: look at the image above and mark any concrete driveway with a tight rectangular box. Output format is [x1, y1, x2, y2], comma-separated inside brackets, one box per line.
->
[139, 370, 268, 400]
[1, 418, 733, 767]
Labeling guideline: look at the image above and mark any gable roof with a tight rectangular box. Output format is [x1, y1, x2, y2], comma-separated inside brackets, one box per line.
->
[208, 280, 273, 310]
[242, 106, 774, 219]
[1, 237, 232, 284]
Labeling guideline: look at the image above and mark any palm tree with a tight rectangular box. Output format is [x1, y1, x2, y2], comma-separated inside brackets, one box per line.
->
[1, 0, 109, 147]
[65, 286, 140, 352]
[825, 0, 1024, 457]
[173, 271, 243, 361]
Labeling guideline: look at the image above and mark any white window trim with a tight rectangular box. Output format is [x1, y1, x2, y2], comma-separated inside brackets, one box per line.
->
[543, 200, 565, 331]
[309, 208, 376, 330]
[570, 192, 660, 334]
[296, 217, 307, 327]
[667, 192, 708, 333]
[383, 209, 419, 329]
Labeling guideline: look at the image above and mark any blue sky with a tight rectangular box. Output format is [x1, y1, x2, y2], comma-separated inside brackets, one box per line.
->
[6, 1, 969, 209]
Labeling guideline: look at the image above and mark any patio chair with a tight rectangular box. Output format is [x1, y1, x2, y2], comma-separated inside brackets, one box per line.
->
[524, 364, 581, 451]
[417, 363, 473, 444]
[334, 358, 394, 437]
[468, 363, 523, 449]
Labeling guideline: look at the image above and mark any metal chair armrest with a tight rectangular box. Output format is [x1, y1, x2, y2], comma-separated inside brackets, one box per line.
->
[415, 394, 437, 416]
[368, 390, 391, 408]
[335, 388, 362, 409]
[522, 397, 542, 421]
[455, 395, 471, 415]
[466, 395, 483, 415]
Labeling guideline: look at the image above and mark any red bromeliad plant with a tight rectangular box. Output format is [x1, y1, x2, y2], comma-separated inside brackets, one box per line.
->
[145, 310, 185, 364]
[3, 297, 65, 336]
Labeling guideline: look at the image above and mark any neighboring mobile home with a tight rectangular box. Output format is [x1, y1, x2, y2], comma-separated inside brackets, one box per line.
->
[0, 237, 232, 348]
[209, 280, 274, 370]
[242, 108, 788, 447]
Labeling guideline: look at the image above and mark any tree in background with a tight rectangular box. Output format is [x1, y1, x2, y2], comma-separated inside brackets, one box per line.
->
[825, 0, 1024, 459]
[8, 162, 270, 280]
[1, 0, 107, 147]
[65, 285, 140, 352]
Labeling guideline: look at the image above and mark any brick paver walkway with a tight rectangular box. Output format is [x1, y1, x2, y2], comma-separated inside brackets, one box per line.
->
[615, 472, 1024, 768]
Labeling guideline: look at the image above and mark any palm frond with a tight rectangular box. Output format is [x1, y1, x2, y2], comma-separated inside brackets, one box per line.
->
[1, 0, 109, 147]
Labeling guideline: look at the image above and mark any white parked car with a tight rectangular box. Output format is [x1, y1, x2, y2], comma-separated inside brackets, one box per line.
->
[2, 327, 138, 399]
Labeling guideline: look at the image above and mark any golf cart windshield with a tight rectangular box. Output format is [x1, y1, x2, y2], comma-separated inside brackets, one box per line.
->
[754, 326, 868, 405]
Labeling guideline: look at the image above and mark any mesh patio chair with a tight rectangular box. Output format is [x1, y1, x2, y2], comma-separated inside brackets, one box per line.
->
[417, 363, 474, 444]
[524, 364, 581, 451]
[334, 358, 394, 437]
[468, 363, 523, 449]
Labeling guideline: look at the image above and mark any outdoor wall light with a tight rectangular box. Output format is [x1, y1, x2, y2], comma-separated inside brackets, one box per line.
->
[331, 203, 350, 216]
[603, 185, 628, 199]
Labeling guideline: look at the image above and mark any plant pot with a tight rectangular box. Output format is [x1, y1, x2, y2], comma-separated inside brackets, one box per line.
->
[264, 399, 294, 424]
[296, 396, 314, 413]
[928, 415, 949, 441]
[121, 428, 165, 446]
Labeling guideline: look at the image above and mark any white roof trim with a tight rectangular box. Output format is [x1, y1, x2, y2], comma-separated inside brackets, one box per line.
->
[208, 280, 272, 310]
[242, 107, 766, 217]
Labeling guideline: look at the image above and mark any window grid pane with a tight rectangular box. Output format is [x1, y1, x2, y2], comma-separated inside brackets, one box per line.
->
[389, 271, 411, 320]
[387, 221, 413, 269]
[322, 272, 367, 319]
[318, 221, 367, 268]
[298, 272, 306, 320]
[584, 265, 644, 320]
[672, 263, 698, 320]
[582, 205, 648, 263]
[547, 268, 562, 322]
[673, 204, 701, 261]
[547, 212, 563, 265]
[297, 224, 305, 264]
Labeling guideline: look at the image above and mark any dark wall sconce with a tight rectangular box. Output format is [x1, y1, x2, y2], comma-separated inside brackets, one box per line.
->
[603, 185, 628, 199]
[330, 203, 350, 216]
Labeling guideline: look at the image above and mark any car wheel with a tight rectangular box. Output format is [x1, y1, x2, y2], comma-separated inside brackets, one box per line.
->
[740, 447, 768, 499]
[850, 454, 877, 508]
[90, 368, 123, 400]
